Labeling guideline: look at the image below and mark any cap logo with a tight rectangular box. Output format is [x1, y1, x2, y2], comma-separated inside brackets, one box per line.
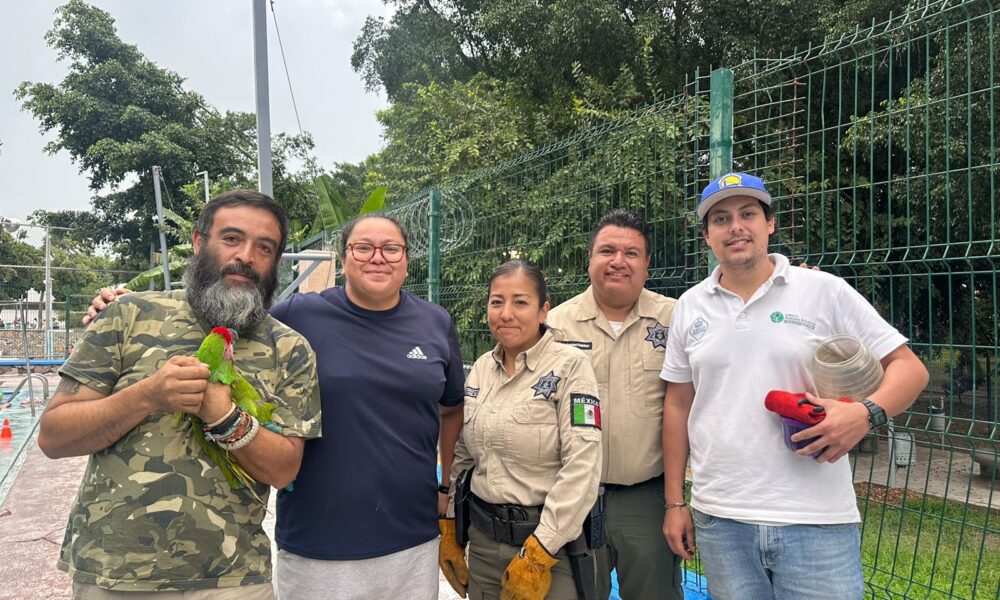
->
[719, 174, 742, 188]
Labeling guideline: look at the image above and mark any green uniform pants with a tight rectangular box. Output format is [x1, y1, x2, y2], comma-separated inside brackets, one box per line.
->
[596, 475, 683, 600]
[466, 523, 581, 600]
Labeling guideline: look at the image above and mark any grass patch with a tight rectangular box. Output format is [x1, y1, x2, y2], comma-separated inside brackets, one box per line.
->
[858, 483, 1000, 599]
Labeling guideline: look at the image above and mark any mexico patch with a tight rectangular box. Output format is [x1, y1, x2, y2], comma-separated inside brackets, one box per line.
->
[570, 393, 601, 429]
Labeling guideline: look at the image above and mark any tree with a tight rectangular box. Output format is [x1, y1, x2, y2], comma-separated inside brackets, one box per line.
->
[0, 229, 44, 302]
[353, 0, 909, 138]
[17, 1, 323, 270]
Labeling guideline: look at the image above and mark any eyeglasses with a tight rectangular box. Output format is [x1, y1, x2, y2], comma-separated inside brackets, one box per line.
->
[347, 243, 407, 263]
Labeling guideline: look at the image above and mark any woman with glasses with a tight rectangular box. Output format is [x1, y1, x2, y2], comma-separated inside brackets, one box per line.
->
[270, 215, 466, 599]
[440, 260, 602, 600]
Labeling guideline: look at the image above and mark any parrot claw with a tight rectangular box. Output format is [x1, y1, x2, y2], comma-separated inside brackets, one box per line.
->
[254, 374, 288, 407]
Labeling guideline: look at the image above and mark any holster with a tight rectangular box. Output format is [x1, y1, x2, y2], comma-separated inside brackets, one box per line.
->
[565, 534, 598, 600]
[469, 495, 539, 546]
[455, 468, 474, 546]
[581, 485, 606, 550]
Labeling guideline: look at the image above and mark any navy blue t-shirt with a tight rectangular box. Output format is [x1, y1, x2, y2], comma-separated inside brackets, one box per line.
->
[270, 286, 464, 559]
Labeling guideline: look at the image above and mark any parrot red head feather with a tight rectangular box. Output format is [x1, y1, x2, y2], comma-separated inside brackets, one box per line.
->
[211, 326, 233, 344]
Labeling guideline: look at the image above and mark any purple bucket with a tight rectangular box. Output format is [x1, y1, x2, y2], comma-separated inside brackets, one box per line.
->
[780, 416, 823, 457]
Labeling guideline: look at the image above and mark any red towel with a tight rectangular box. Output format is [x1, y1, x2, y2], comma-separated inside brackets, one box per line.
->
[764, 390, 851, 425]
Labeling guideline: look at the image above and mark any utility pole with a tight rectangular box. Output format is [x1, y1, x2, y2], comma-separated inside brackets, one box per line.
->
[253, 0, 273, 197]
[44, 227, 53, 357]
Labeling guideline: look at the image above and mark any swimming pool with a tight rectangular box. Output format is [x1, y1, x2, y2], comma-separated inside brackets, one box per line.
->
[0, 388, 46, 506]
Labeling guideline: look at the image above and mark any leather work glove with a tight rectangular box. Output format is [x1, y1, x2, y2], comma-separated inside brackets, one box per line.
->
[500, 534, 559, 600]
[439, 518, 469, 598]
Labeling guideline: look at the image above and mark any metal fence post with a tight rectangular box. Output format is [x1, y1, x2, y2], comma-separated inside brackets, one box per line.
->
[708, 68, 734, 270]
[428, 187, 442, 304]
[709, 68, 734, 177]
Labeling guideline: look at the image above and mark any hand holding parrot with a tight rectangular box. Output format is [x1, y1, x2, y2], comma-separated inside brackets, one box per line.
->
[176, 326, 283, 501]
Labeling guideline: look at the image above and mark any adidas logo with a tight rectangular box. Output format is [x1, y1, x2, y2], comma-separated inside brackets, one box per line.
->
[407, 346, 428, 360]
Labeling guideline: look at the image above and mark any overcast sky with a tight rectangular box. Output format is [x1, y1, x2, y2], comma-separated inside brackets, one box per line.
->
[0, 0, 390, 221]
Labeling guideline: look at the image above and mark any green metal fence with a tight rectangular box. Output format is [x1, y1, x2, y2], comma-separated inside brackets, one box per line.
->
[300, 0, 1000, 597]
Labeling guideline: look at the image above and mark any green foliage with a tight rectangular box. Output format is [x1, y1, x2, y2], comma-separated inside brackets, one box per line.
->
[372, 74, 546, 199]
[0, 229, 44, 302]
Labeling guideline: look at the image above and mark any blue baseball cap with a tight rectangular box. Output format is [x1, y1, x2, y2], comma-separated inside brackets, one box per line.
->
[698, 172, 772, 219]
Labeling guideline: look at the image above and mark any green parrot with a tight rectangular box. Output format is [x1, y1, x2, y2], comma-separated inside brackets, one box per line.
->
[179, 326, 283, 502]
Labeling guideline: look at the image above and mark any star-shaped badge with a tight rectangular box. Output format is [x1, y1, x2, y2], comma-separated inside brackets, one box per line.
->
[531, 371, 561, 400]
[645, 322, 668, 349]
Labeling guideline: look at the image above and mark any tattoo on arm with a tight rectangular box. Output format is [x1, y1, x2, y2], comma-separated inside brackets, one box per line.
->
[56, 377, 82, 396]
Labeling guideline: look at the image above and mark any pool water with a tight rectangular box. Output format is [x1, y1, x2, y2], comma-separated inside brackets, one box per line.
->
[0, 388, 46, 505]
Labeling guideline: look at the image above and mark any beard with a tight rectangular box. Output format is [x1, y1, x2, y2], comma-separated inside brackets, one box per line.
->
[183, 246, 279, 334]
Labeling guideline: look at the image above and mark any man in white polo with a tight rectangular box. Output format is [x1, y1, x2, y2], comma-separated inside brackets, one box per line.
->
[659, 172, 928, 599]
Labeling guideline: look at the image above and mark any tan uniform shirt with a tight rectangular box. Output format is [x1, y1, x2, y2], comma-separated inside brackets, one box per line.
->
[451, 329, 602, 553]
[547, 286, 676, 485]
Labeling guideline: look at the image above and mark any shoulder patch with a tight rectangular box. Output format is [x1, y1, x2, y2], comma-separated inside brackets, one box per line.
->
[570, 393, 601, 429]
[464, 386, 479, 398]
[559, 340, 593, 350]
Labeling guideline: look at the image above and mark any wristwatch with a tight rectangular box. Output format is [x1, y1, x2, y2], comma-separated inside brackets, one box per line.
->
[860, 399, 888, 430]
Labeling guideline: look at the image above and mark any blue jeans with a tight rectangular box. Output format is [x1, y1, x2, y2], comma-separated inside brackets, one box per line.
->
[692, 509, 864, 600]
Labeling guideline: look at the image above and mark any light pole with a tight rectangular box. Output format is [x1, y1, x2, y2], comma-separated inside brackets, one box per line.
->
[196, 171, 210, 204]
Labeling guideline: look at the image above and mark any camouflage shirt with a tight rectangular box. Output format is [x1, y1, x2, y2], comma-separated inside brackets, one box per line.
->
[56, 290, 321, 591]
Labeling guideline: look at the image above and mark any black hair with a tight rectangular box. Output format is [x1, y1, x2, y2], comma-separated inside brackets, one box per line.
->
[588, 209, 652, 257]
[700, 200, 774, 232]
[488, 260, 548, 307]
[194, 190, 289, 259]
[339, 215, 410, 256]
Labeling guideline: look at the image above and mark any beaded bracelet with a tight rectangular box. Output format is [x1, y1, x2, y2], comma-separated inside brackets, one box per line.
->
[217, 416, 259, 451]
[665, 502, 687, 511]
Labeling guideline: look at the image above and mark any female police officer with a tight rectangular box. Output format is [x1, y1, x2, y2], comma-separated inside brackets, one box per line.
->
[440, 260, 602, 600]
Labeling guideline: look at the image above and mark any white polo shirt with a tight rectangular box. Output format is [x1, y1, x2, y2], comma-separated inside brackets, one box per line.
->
[660, 254, 907, 524]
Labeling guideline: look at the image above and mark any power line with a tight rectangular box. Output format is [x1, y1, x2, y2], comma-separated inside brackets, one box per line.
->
[270, 0, 304, 135]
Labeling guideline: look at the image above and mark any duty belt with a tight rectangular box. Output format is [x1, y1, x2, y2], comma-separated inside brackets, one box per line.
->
[470, 494, 540, 546]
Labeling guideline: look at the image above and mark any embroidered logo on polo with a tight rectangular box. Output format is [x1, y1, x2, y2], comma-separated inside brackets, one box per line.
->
[689, 317, 709, 340]
[645, 322, 668, 349]
[559, 340, 593, 350]
[531, 371, 561, 400]
[769, 311, 816, 330]
[407, 346, 428, 360]
[464, 386, 479, 398]
[570, 393, 601, 429]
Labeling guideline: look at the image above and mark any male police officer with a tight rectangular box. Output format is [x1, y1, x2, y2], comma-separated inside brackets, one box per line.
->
[546, 209, 682, 600]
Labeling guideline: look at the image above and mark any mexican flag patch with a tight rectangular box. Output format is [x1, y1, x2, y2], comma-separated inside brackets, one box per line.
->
[571, 393, 601, 429]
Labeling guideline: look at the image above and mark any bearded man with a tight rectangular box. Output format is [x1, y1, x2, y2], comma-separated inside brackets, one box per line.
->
[38, 190, 321, 600]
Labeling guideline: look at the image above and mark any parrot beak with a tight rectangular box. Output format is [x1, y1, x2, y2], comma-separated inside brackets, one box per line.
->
[227, 328, 239, 342]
